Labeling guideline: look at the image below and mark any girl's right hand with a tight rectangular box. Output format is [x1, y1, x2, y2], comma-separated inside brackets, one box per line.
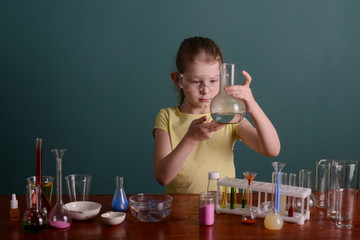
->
[185, 116, 224, 143]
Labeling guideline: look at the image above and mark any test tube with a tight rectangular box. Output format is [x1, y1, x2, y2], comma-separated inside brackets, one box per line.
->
[288, 173, 297, 217]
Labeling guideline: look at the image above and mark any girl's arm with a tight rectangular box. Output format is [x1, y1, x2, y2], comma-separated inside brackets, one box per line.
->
[153, 116, 224, 185]
[225, 70, 281, 157]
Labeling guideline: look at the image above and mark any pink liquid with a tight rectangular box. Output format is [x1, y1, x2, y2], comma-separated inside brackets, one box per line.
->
[200, 204, 214, 226]
[49, 221, 71, 229]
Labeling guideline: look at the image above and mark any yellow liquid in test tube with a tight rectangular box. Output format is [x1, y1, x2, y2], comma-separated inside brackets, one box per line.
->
[222, 186, 227, 208]
[280, 195, 286, 215]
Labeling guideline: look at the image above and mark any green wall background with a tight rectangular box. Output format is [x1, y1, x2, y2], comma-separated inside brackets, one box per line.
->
[1, 0, 359, 196]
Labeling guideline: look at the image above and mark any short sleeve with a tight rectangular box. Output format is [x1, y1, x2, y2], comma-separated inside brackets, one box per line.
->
[152, 108, 170, 137]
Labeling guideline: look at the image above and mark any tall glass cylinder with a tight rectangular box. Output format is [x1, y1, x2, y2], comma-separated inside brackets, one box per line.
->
[210, 63, 246, 124]
[49, 149, 71, 228]
[35, 138, 52, 216]
[264, 162, 285, 230]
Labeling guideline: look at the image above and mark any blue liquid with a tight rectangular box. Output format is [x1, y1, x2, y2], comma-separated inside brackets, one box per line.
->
[111, 190, 128, 211]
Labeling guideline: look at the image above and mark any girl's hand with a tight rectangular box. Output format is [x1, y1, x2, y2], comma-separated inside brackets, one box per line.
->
[225, 70, 257, 114]
[185, 116, 224, 143]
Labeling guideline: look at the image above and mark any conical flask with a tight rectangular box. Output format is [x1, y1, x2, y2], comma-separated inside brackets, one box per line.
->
[264, 162, 286, 230]
[49, 149, 71, 229]
[111, 176, 128, 211]
[22, 185, 48, 232]
[210, 63, 246, 124]
[34, 138, 52, 217]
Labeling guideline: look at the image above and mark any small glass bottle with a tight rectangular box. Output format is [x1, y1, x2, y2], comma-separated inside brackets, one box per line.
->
[10, 194, 20, 221]
[199, 192, 215, 226]
[207, 171, 219, 203]
[111, 176, 128, 211]
[22, 185, 48, 232]
[49, 149, 71, 229]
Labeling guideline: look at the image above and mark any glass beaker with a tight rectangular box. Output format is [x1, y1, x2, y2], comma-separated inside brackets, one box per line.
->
[210, 63, 246, 124]
[22, 185, 48, 232]
[264, 162, 285, 230]
[242, 172, 257, 224]
[49, 149, 71, 229]
[34, 138, 52, 216]
[111, 176, 128, 211]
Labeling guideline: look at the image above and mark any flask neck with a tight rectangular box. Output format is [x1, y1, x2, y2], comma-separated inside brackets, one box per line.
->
[56, 157, 63, 204]
[115, 176, 124, 189]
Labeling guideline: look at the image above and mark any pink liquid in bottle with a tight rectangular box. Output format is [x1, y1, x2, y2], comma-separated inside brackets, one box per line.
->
[199, 203, 214, 226]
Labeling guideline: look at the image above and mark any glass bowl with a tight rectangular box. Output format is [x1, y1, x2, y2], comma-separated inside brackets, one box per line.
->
[129, 193, 172, 222]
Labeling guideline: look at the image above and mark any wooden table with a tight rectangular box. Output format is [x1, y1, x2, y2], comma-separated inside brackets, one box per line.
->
[1, 194, 359, 239]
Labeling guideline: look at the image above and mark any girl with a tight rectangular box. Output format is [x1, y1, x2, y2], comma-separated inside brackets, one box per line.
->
[153, 36, 280, 194]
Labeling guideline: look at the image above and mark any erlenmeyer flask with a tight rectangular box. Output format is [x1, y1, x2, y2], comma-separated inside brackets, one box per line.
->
[264, 162, 286, 230]
[22, 185, 48, 232]
[210, 63, 246, 124]
[34, 138, 52, 217]
[49, 149, 71, 229]
[111, 176, 128, 211]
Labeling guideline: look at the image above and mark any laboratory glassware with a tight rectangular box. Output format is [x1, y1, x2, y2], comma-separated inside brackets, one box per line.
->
[288, 173, 297, 217]
[264, 162, 285, 230]
[22, 185, 48, 232]
[49, 149, 71, 228]
[111, 176, 128, 211]
[296, 170, 316, 212]
[34, 138, 52, 216]
[210, 63, 246, 124]
[242, 172, 257, 224]
[199, 192, 215, 226]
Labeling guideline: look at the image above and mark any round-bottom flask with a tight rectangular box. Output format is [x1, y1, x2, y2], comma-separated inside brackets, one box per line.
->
[210, 63, 246, 124]
[22, 185, 48, 233]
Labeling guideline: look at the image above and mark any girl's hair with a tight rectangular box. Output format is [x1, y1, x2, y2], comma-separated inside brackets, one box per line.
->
[175, 36, 223, 106]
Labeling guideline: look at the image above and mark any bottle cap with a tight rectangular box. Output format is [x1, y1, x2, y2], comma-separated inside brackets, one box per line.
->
[10, 194, 18, 209]
[208, 171, 219, 180]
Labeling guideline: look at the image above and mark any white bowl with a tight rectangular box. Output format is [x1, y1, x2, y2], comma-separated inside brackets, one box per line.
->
[101, 211, 126, 225]
[64, 201, 102, 220]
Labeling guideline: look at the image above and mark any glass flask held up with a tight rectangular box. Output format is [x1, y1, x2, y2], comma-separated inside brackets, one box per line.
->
[22, 185, 48, 233]
[111, 176, 128, 211]
[210, 63, 246, 124]
[264, 162, 286, 230]
[49, 149, 71, 229]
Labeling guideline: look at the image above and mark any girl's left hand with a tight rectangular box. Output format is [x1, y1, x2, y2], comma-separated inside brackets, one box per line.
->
[225, 70, 257, 114]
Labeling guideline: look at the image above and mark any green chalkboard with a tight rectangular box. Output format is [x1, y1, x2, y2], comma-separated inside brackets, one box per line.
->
[1, 0, 359, 196]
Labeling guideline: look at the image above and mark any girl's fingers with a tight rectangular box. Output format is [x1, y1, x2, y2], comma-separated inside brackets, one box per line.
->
[242, 70, 252, 87]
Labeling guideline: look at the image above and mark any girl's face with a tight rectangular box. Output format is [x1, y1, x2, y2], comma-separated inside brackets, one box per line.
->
[179, 60, 220, 114]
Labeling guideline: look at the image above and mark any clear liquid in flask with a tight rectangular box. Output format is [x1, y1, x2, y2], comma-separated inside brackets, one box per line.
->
[211, 112, 245, 124]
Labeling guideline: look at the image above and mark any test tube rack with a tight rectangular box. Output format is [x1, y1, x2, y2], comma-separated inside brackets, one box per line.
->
[216, 177, 312, 225]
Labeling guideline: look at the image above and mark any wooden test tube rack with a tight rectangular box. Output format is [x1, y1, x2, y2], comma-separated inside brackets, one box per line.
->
[216, 177, 312, 225]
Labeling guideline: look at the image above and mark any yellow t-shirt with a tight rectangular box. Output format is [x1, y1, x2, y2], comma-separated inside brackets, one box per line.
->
[153, 107, 242, 194]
